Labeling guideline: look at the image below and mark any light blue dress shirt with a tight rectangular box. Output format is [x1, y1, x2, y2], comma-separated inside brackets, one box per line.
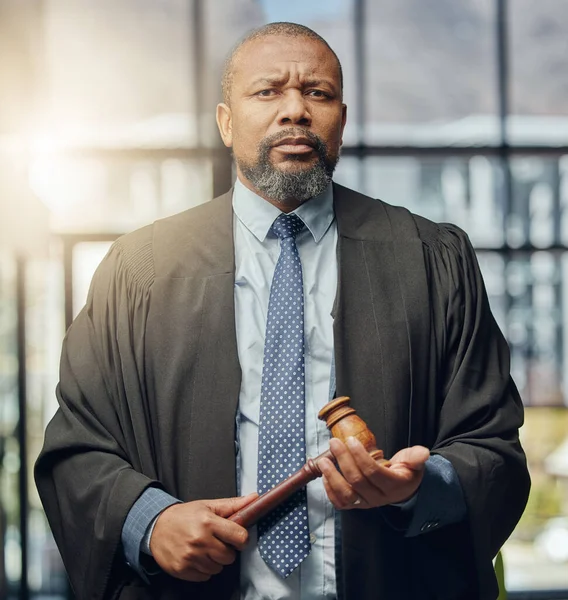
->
[121, 178, 467, 596]
[234, 179, 337, 599]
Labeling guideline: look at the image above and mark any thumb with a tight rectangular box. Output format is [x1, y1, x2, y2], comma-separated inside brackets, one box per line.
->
[390, 446, 430, 471]
[204, 492, 258, 518]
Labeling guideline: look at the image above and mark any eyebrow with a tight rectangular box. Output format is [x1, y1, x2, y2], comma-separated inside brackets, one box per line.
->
[248, 76, 337, 91]
[248, 76, 285, 88]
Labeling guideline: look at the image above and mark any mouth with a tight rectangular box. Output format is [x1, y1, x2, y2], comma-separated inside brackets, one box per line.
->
[272, 138, 314, 156]
[272, 138, 315, 155]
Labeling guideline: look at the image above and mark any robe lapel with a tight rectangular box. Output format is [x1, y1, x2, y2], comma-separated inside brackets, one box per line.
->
[186, 192, 241, 501]
[152, 190, 241, 502]
[186, 270, 241, 500]
[332, 184, 413, 458]
[386, 206, 434, 447]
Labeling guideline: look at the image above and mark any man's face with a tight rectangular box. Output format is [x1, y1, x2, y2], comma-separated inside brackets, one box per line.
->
[216, 35, 347, 206]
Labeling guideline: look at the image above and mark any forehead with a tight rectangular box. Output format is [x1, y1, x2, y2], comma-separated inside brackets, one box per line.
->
[232, 35, 340, 87]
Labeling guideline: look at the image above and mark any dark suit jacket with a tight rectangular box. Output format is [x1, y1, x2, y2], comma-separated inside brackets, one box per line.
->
[35, 183, 530, 600]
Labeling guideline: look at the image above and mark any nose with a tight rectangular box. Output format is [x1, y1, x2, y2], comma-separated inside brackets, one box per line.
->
[277, 90, 312, 127]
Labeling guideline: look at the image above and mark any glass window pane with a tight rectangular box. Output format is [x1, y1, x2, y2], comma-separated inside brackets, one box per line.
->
[508, 155, 566, 248]
[336, 155, 505, 247]
[0, 254, 67, 599]
[473, 251, 567, 409]
[505, 407, 568, 592]
[26, 257, 67, 598]
[334, 156, 362, 193]
[0, 3, 42, 135]
[201, 1, 264, 145]
[364, 0, 499, 146]
[29, 155, 213, 234]
[477, 251, 507, 332]
[0, 256, 21, 598]
[509, 0, 568, 146]
[72, 242, 113, 320]
[504, 252, 565, 407]
[41, 0, 197, 147]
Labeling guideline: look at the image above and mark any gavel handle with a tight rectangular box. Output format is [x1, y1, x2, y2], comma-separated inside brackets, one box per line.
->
[228, 450, 331, 528]
[228, 450, 390, 528]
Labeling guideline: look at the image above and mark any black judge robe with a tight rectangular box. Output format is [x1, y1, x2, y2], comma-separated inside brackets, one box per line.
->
[35, 183, 530, 600]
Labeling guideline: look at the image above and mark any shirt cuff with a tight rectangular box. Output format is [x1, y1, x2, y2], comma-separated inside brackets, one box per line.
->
[404, 453, 467, 537]
[141, 512, 161, 556]
[121, 487, 181, 580]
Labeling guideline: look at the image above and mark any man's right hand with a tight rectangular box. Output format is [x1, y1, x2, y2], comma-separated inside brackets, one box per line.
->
[150, 493, 257, 582]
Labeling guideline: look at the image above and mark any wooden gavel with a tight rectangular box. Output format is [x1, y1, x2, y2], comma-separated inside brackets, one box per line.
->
[229, 396, 390, 528]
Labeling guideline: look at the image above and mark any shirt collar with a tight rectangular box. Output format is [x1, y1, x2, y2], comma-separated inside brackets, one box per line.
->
[232, 177, 334, 243]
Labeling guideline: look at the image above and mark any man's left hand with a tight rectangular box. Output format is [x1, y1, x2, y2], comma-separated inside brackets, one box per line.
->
[318, 437, 430, 509]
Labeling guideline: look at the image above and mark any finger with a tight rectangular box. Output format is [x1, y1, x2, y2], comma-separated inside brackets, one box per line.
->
[322, 473, 365, 510]
[328, 438, 364, 479]
[203, 494, 257, 550]
[189, 554, 224, 576]
[390, 446, 430, 470]
[345, 438, 423, 492]
[176, 568, 212, 583]
[207, 543, 237, 566]
[162, 529, 235, 579]
[342, 437, 411, 494]
[206, 493, 259, 518]
[209, 515, 249, 551]
[190, 532, 237, 566]
[360, 447, 426, 504]
[321, 473, 343, 509]
[318, 457, 363, 508]
[331, 438, 424, 507]
[329, 438, 382, 502]
[344, 436, 389, 480]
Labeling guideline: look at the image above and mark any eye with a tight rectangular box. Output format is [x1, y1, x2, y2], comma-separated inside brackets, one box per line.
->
[256, 89, 277, 97]
[307, 89, 330, 98]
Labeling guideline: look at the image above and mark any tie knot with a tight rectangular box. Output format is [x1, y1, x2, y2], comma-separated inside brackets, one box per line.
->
[271, 213, 305, 240]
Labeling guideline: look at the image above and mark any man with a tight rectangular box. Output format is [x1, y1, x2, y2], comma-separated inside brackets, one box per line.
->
[35, 22, 530, 600]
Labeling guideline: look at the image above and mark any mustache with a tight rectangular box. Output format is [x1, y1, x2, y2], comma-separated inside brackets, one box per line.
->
[259, 128, 326, 154]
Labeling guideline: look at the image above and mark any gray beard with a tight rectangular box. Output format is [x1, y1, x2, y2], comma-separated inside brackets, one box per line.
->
[237, 130, 339, 204]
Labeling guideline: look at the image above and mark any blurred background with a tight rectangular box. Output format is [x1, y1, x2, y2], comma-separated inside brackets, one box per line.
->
[0, 0, 567, 598]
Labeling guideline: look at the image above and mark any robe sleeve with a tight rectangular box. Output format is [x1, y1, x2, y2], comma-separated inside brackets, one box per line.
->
[424, 223, 531, 596]
[34, 231, 162, 600]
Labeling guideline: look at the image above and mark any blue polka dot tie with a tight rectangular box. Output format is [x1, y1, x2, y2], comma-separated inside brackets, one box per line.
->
[257, 213, 311, 578]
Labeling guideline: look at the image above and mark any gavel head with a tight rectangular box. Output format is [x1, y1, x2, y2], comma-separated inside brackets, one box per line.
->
[318, 396, 384, 461]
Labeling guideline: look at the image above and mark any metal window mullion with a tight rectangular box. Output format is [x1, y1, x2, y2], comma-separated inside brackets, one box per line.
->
[16, 255, 29, 600]
[353, 0, 366, 192]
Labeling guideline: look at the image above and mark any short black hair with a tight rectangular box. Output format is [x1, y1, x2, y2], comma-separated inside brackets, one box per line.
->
[222, 22, 343, 105]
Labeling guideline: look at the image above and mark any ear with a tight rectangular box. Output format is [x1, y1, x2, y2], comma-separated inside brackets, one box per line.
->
[339, 103, 347, 146]
[216, 103, 233, 147]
